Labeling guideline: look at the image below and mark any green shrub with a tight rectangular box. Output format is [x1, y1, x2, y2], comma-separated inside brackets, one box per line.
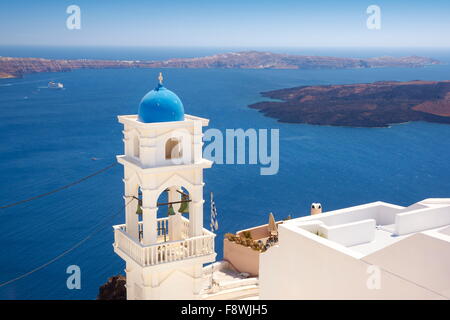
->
[224, 233, 236, 241]
[241, 231, 252, 239]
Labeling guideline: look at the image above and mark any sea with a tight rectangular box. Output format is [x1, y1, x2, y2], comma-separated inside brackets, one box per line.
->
[1, 46, 450, 299]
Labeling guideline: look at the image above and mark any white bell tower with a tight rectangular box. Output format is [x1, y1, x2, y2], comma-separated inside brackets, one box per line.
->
[112, 74, 216, 300]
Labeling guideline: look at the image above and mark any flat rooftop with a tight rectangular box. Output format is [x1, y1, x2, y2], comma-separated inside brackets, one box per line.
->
[285, 198, 450, 257]
[348, 225, 450, 255]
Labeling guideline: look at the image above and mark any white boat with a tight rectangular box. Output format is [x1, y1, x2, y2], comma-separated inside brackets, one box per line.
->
[48, 81, 64, 89]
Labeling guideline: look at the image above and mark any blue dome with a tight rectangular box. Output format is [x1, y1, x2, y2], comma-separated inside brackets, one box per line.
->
[138, 83, 185, 123]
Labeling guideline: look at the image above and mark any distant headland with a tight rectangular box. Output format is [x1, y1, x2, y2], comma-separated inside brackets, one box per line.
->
[249, 80, 450, 127]
[0, 51, 442, 79]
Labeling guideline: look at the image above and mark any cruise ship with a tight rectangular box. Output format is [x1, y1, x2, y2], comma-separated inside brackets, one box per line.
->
[48, 81, 64, 89]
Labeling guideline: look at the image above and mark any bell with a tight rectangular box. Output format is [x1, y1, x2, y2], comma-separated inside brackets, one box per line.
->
[168, 204, 176, 216]
[136, 197, 143, 215]
[178, 194, 189, 213]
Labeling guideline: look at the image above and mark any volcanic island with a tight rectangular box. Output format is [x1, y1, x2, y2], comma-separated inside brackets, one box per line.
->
[249, 80, 450, 127]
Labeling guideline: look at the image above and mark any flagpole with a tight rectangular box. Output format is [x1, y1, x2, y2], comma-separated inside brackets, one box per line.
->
[210, 191, 213, 231]
[209, 191, 219, 291]
[210, 191, 216, 290]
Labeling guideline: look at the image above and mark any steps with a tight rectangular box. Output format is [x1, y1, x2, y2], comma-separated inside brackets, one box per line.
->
[202, 284, 259, 300]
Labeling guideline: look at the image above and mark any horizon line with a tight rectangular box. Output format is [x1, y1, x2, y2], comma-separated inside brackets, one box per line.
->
[2, 44, 450, 49]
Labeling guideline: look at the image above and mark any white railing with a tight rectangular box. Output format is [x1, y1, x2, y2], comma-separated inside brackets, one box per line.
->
[113, 218, 215, 267]
[181, 216, 190, 239]
[136, 216, 190, 241]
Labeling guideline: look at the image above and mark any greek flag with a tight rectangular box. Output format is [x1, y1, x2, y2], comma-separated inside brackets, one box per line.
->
[210, 192, 219, 232]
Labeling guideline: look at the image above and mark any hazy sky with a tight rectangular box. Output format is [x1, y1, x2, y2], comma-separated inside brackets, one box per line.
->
[1, 0, 449, 47]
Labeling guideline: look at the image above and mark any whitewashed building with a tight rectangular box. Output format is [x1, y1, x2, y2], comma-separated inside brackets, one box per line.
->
[260, 198, 450, 299]
[112, 74, 216, 300]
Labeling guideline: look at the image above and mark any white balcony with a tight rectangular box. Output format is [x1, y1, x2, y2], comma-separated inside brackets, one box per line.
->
[113, 216, 216, 267]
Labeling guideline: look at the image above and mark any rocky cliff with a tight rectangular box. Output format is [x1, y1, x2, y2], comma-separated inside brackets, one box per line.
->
[97, 275, 126, 300]
[0, 51, 441, 78]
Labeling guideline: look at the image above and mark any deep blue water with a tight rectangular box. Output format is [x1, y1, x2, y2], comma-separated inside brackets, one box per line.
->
[1, 47, 450, 299]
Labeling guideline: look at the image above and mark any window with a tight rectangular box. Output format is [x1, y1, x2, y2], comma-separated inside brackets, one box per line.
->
[165, 138, 182, 159]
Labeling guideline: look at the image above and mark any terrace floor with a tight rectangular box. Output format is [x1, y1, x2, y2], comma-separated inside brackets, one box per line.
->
[348, 224, 450, 256]
[348, 226, 406, 256]
[201, 261, 259, 300]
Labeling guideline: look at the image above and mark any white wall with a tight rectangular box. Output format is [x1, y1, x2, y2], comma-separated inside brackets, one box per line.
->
[364, 232, 450, 298]
[259, 224, 447, 300]
[289, 202, 403, 228]
[312, 204, 379, 226]
[297, 219, 376, 247]
[324, 219, 376, 247]
[395, 206, 450, 235]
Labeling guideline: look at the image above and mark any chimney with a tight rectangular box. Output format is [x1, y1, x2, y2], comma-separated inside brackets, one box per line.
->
[311, 203, 322, 215]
